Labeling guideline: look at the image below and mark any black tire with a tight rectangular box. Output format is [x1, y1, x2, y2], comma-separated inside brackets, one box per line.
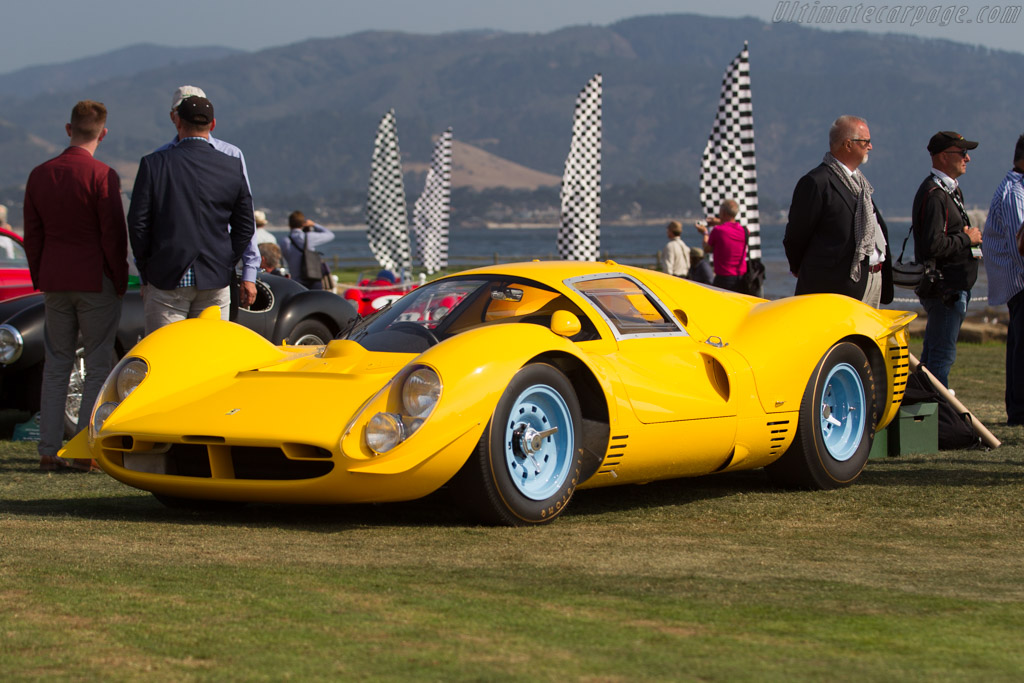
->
[287, 319, 332, 346]
[766, 341, 876, 490]
[453, 363, 584, 526]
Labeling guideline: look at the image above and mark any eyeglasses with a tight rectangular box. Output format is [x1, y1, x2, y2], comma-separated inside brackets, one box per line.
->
[849, 138, 871, 146]
[942, 149, 969, 157]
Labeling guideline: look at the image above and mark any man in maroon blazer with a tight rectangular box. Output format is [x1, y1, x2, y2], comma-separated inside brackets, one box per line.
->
[23, 100, 128, 472]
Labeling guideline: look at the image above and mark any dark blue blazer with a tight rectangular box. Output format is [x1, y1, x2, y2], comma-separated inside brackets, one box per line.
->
[128, 138, 255, 290]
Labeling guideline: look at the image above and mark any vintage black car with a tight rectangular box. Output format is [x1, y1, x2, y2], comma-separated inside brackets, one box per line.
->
[0, 273, 357, 435]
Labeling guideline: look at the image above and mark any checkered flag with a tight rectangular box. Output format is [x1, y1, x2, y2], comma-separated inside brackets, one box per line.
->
[557, 73, 602, 261]
[366, 109, 412, 273]
[700, 43, 762, 261]
[411, 127, 452, 274]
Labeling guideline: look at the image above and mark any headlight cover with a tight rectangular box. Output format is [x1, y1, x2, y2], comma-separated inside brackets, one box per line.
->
[0, 324, 24, 364]
[402, 367, 441, 417]
[116, 359, 149, 400]
[352, 365, 442, 456]
[90, 356, 149, 439]
[365, 412, 405, 453]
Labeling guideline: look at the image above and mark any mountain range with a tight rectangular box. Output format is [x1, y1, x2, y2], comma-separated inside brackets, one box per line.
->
[1, 14, 1023, 226]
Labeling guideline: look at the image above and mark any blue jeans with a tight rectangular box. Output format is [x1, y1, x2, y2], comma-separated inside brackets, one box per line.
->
[919, 289, 969, 388]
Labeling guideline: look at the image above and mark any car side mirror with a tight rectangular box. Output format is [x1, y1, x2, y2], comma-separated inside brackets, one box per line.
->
[550, 310, 582, 338]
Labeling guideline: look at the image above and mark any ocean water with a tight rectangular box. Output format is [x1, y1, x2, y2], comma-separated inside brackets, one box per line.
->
[274, 221, 992, 310]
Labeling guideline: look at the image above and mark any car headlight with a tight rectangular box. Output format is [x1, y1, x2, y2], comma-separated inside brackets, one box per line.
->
[350, 365, 442, 456]
[402, 367, 441, 417]
[116, 359, 149, 399]
[90, 356, 149, 439]
[92, 402, 118, 433]
[365, 412, 405, 453]
[0, 324, 23, 364]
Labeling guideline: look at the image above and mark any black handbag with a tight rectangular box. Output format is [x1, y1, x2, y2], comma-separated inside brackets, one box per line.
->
[739, 226, 765, 296]
[299, 232, 325, 282]
[892, 225, 925, 289]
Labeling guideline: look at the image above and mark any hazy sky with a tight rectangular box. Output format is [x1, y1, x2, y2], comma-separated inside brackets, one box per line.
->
[2, 0, 1020, 74]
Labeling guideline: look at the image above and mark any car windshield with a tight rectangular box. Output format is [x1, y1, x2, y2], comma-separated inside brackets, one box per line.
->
[342, 275, 598, 352]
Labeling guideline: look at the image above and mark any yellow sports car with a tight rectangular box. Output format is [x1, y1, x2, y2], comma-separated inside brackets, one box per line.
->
[61, 261, 914, 525]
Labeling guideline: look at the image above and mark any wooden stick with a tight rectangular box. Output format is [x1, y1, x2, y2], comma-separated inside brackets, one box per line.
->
[908, 354, 1001, 449]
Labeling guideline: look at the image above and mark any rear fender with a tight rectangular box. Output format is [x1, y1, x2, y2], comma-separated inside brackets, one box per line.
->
[729, 295, 914, 415]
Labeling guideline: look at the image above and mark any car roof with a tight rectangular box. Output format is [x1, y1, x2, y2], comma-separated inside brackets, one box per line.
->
[452, 260, 638, 284]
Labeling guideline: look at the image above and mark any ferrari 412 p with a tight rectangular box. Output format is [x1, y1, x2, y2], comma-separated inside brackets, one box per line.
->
[61, 261, 915, 525]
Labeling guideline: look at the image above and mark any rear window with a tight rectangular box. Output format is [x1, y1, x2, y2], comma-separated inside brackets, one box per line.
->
[573, 276, 681, 337]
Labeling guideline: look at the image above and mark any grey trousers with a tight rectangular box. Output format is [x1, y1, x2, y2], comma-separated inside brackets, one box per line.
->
[39, 277, 121, 456]
[143, 284, 230, 336]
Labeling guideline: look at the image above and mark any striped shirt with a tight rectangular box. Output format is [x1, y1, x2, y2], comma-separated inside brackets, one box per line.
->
[983, 169, 1024, 306]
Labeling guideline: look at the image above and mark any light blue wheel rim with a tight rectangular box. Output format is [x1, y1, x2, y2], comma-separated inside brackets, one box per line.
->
[819, 362, 866, 462]
[503, 384, 574, 500]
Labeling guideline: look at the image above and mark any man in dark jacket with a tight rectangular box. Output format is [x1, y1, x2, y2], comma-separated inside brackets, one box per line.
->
[912, 131, 984, 388]
[784, 115, 893, 307]
[127, 96, 255, 334]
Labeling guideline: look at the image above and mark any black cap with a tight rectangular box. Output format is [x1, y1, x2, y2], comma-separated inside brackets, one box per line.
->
[176, 96, 214, 125]
[927, 131, 978, 155]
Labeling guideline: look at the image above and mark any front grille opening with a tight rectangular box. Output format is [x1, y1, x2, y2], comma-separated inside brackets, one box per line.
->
[156, 444, 334, 480]
[232, 447, 333, 480]
[167, 443, 213, 478]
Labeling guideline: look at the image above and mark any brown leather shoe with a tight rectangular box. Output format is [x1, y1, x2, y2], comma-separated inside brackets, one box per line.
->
[40, 455, 70, 471]
[68, 458, 102, 473]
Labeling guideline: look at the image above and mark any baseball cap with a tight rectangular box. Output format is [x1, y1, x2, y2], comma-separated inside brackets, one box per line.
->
[176, 97, 214, 125]
[171, 85, 206, 112]
[927, 131, 978, 155]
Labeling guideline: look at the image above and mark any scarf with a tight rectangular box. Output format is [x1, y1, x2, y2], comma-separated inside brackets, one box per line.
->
[823, 152, 882, 282]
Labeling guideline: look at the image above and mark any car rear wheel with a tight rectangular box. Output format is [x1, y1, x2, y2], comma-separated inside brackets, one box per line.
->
[454, 363, 583, 526]
[287, 319, 332, 345]
[766, 341, 875, 489]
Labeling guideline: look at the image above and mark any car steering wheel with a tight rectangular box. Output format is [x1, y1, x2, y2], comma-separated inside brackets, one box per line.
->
[388, 322, 440, 347]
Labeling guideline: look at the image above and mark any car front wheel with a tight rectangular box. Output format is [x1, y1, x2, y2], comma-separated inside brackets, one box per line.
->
[766, 341, 875, 490]
[454, 363, 583, 526]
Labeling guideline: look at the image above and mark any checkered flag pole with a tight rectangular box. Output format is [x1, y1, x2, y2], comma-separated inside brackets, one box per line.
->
[366, 109, 412, 273]
[700, 43, 762, 260]
[557, 73, 602, 261]
[411, 127, 452, 274]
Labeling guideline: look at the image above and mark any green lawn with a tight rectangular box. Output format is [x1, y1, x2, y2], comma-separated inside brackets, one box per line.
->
[1, 341, 1022, 681]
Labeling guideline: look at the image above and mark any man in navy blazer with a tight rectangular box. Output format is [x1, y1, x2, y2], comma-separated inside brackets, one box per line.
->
[783, 115, 894, 306]
[128, 96, 255, 334]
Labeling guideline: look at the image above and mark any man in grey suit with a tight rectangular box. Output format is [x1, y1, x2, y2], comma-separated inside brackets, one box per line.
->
[127, 96, 255, 334]
[783, 115, 893, 307]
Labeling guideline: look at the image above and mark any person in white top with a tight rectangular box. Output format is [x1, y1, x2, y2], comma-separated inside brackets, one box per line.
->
[658, 220, 690, 277]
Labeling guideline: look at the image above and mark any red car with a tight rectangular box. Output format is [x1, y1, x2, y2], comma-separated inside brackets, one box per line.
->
[342, 270, 420, 316]
[0, 227, 36, 301]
